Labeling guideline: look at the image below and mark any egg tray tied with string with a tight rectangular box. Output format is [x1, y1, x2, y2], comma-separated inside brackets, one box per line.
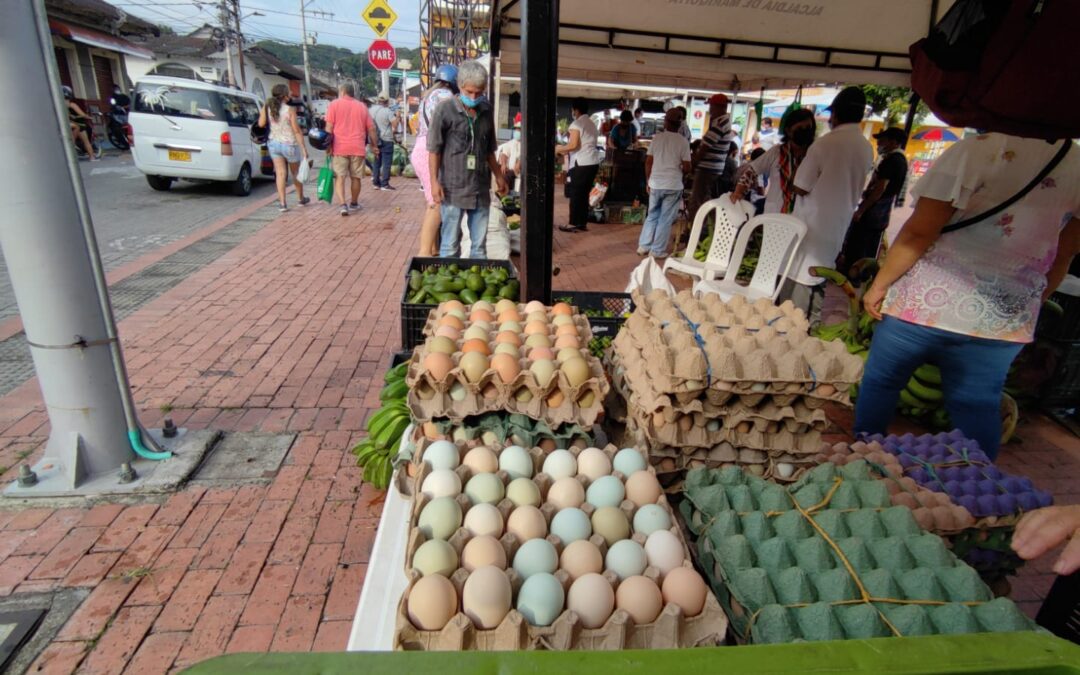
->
[678, 461, 1037, 644]
[395, 443, 728, 650]
[409, 411, 599, 462]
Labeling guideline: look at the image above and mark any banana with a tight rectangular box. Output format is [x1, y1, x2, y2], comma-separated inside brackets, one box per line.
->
[353, 441, 381, 465]
[380, 379, 409, 402]
[365, 403, 408, 438]
[375, 415, 410, 450]
[913, 363, 942, 386]
[906, 377, 944, 404]
[899, 388, 928, 410]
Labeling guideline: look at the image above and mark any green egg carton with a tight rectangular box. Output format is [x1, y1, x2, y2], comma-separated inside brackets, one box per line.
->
[678, 461, 1038, 644]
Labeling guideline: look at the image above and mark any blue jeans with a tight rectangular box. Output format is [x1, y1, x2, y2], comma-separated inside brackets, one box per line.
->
[374, 140, 394, 187]
[638, 188, 682, 255]
[440, 204, 489, 257]
[854, 316, 1023, 460]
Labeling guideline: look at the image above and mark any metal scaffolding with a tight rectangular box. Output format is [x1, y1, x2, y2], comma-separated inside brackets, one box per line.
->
[419, 0, 492, 86]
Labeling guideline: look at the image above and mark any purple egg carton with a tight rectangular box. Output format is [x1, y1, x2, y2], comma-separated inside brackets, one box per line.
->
[859, 431, 1053, 519]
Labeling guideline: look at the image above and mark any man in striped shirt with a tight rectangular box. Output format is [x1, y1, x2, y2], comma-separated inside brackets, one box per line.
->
[688, 93, 737, 218]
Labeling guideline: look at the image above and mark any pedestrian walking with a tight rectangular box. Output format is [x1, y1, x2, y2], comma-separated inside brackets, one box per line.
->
[555, 97, 601, 233]
[688, 93, 737, 219]
[427, 59, 508, 257]
[638, 109, 691, 258]
[412, 65, 458, 255]
[370, 94, 397, 191]
[324, 83, 379, 216]
[260, 84, 310, 212]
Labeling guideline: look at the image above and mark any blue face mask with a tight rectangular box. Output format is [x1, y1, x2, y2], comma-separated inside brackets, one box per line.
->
[512, 129, 521, 139]
[460, 93, 485, 108]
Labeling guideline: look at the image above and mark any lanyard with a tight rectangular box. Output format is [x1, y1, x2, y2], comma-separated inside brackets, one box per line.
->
[465, 110, 477, 154]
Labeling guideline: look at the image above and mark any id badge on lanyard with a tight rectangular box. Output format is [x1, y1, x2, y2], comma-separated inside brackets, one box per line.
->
[466, 113, 477, 171]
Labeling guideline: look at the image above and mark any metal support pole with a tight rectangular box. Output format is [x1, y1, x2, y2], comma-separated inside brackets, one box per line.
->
[233, 0, 247, 90]
[519, 0, 558, 303]
[381, 70, 391, 100]
[219, 1, 236, 87]
[0, 0, 142, 488]
[299, 0, 313, 100]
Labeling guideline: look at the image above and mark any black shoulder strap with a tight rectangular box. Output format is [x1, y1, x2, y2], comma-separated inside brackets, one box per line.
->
[942, 140, 1071, 234]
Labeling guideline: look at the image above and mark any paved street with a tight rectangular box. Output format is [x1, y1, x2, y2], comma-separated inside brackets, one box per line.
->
[0, 152, 278, 324]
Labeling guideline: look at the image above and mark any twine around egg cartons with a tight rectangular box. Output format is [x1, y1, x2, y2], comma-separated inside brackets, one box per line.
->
[678, 461, 1038, 645]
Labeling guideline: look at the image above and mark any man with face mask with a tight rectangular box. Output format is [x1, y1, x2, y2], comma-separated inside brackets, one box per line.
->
[837, 126, 909, 275]
[784, 86, 874, 322]
[498, 113, 523, 192]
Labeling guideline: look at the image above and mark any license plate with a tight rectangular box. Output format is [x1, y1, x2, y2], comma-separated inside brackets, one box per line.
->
[168, 150, 191, 162]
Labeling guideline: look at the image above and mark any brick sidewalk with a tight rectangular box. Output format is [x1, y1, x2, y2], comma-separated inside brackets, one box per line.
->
[0, 180, 1075, 673]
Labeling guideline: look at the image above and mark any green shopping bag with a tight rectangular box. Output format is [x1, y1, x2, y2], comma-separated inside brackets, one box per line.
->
[317, 163, 334, 203]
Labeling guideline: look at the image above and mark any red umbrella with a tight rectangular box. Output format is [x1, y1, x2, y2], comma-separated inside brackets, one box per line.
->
[913, 128, 961, 142]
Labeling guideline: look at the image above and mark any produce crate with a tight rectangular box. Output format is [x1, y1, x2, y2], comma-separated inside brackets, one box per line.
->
[1042, 339, 1080, 409]
[551, 290, 634, 343]
[403, 257, 517, 281]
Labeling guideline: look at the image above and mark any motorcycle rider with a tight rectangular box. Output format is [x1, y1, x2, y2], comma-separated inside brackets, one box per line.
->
[64, 86, 99, 160]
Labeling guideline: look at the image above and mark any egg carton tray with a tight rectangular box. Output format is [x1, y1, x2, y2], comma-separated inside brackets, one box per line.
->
[408, 413, 598, 457]
[395, 446, 728, 650]
[677, 461, 1037, 644]
[406, 346, 609, 428]
[632, 289, 810, 335]
[624, 403, 823, 454]
[422, 304, 596, 345]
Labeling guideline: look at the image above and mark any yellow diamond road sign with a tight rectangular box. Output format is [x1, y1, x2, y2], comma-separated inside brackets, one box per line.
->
[362, 0, 397, 38]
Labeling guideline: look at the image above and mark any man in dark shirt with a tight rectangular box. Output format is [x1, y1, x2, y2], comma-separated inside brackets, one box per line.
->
[837, 126, 909, 275]
[427, 60, 508, 257]
[688, 93, 736, 219]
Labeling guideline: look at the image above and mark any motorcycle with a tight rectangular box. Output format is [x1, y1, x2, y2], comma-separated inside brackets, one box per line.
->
[72, 115, 101, 159]
[106, 96, 131, 151]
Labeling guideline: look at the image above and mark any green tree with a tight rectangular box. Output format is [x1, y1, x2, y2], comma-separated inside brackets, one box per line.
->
[860, 85, 929, 127]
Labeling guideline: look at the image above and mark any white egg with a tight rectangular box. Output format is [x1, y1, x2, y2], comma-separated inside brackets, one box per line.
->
[542, 449, 577, 480]
[421, 469, 463, 499]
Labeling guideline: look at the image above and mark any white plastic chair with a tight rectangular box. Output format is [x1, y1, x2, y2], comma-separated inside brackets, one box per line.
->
[663, 195, 754, 282]
[693, 213, 808, 303]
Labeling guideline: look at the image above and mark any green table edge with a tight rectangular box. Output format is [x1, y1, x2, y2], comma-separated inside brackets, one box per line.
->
[183, 632, 1080, 674]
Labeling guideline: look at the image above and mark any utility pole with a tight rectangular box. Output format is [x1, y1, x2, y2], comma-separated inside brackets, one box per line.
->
[299, 0, 312, 100]
[232, 0, 246, 90]
[219, 0, 235, 87]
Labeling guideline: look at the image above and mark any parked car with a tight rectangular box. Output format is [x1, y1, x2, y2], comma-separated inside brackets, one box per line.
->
[130, 76, 265, 195]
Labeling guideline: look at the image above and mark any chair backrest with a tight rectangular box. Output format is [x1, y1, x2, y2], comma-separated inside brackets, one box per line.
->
[680, 195, 752, 265]
[722, 213, 808, 298]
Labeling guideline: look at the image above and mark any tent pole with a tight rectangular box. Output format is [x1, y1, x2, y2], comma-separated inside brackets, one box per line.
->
[902, 92, 920, 148]
[519, 0, 559, 303]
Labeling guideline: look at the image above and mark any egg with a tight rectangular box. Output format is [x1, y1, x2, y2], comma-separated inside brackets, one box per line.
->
[470, 308, 494, 323]
[524, 320, 549, 336]
[472, 300, 494, 313]
[490, 353, 521, 384]
[525, 333, 553, 349]
[440, 299, 465, 312]
[554, 335, 580, 350]
[421, 469, 463, 499]
[586, 475, 626, 508]
[412, 538, 458, 577]
[616, 576, 663, 625]
[555, 323, 579, 338]
[497, 445, 533, 479]
[530, 359, 557, 387]
[423, 440, 460, 470]
[407, 574, 458, 630]
[418, 497, 463, 540]
[506, 478, 541, 508]
[661, 567, 708, 617]
[465, 473, 505, 505]
[526, 310, 549, 323]
[577, 390, 597, 408]
[633, 504, 673, 536]
[495, 299, 517, 314]
[423, 352, 454, 382]
[435, 325, 461, 340]
[493, 343, 521, 359]
[498, 309, 522, 324]
[516, 572, 565, 627]
[495, 331, 522, 346]
[515, 387, 534, 403]
[626, 472, 663, 507]
[462, 565, 512, 629]
[591, 506, 631, 546]
[577, 447, 612, 481]
[605, 539, 647, 580]
[552, 302, 573, 316]
[462, 446, 499, 474]
[552, 314, 574, 327]
[500, 320, 522, 334]
[561, 357, 591, 388]
[528, 347, 555, 362]
[459, 351, 488, 383]
[461, 535, 507, 571]
[513, 538, 559, 579]
[560, 540, 604, 581]
[506, 505, 547, 541]
[557, 347, 582, 363]
[428, 336, 458, 357]
[464, 502, 504, 538]
[548, 477, 585, 510]
[463, 325, 489, 342]
[550, 507, 592, 544]
[524, 300, 547, 314]
[542, 449, 578, 480]
[437, 314, 465, 332]
[567, 573, 615, 629]
[449, 382, 468, 401]
[613, 448, 648, 477]
[644, 530, 684, 577]
[546, 389, 566, 407]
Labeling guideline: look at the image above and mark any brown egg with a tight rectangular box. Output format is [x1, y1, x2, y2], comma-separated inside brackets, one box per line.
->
[435, 325, 461, 340]
[560, 540, 603, 581]
[555, 323, 579, 338]
[461, 535, 507, 571]
[616, 575, 663, 624]
[661, 567, 707, 617]
[498, 309, 522, 323]
[490, 353, 521, 384]
[462, 566, 512, 629]
[567, 573, 615, 629]
[407, 574, 458, 630]
[524, 320, 549, 336]
[552, 302, 573, 316]
[441, 299, 466, 313]
[439, 314, 465, 331]
[424, 352, 454, 382]
[470, 309, 494, 323]
[528, 347, 555, 362]
[463, 446, 499, 473]
[506, 505, 547, 541]
[554, 335, 580, 350]
[546, 390, 566, 407]
[547, 477, 585, 510]
[495, 331, 522, 346]
[462, 338, 491, 356]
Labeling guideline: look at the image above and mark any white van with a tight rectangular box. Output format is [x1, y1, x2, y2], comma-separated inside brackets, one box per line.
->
[130, 76, 265, 195]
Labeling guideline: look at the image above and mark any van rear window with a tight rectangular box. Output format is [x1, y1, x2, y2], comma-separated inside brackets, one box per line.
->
[134, 84, 221, 120]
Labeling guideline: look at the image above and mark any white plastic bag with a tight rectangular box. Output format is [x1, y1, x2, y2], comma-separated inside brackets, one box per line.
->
[296, 158, 311, 183]
[457, 198, 509, 259]
[625, 257, 676, 295]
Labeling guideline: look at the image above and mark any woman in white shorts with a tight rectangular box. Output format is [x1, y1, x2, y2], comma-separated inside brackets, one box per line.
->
[260, 84, 310, 212]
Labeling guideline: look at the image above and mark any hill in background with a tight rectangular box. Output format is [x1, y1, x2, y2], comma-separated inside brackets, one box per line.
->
[255, 40, 422, 97]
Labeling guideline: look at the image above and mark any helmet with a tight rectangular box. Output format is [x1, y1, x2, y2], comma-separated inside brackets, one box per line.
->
[250, 121, 269, 145]
[62, 85, 73, 100]
[307, 127, 333, 151]
[434, 64, 458, 86]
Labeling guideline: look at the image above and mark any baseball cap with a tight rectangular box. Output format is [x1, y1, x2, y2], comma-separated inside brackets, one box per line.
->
[708, 93, 729, 107]
[376, 94, 388, 103]
[826, 86, 866, 112]
[514, 112, 522, 128]
[873, 127, 907, 143]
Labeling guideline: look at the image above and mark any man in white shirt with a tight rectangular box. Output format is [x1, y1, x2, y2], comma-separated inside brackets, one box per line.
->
[786, 86, 874, 321]
[758, 117, 779, 151]
[638, 109, 692, 257]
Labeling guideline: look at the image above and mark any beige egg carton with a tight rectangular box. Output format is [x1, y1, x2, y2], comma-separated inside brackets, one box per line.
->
[397, 438, 551, 498]
[632, 289, 810, 334]
[624, 404, 823, 454]
[405, 346, 609, 428]
[423, 304, 596, 344]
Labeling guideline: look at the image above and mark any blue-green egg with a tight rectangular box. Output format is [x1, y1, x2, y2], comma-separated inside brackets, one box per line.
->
[512, 538, 558, 580]
[632, 504, 672, 536]
[516, 572, 565, 627]
[605, 539, 647, 580]
[586, 475, 626, 508]
[423, 440, 461, 470]
[550, 507, 592, 544]
[499, 445, 534, 480]
[612, 448, 647, 476]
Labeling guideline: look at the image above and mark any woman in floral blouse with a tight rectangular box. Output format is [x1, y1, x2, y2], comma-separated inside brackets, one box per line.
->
[856, 133, 1080, 459]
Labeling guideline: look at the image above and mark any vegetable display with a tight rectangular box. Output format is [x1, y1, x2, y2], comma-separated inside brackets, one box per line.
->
[353, 359, 412, 489]
[407, 264, 519, 306]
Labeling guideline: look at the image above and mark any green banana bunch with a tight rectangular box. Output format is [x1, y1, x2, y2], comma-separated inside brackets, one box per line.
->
[352, 361, 413, 490]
